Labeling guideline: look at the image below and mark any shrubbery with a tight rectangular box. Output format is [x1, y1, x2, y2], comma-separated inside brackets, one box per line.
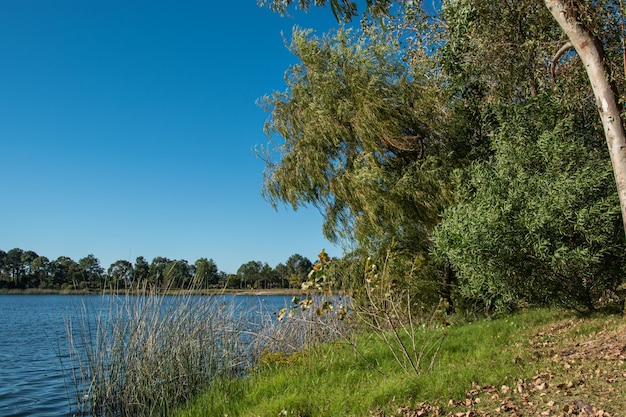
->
[434, 103, 626, 312]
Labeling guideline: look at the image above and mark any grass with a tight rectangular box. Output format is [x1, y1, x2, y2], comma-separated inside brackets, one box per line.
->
[66, 287, 266, 417]
[175, 308, 626, 417]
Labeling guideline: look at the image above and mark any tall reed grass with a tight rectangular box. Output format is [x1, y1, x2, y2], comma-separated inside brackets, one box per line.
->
[66, 286, 259, 417]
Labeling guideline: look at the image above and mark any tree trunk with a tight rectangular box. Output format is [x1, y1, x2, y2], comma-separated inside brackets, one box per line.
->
[545, 0, 626, 236]
[441, 262, 455, 314]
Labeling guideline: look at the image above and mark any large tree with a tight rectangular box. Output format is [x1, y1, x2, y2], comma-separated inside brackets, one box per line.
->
[260, 0, 626, 311]
[544, 0, 626, 234]
[260, 26, 450, 257]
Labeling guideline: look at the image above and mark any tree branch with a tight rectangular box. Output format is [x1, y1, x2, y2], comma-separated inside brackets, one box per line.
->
[550, 41, 574, 81]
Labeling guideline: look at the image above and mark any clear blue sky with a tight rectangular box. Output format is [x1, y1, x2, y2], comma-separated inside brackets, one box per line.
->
[0, 1, 347, 273]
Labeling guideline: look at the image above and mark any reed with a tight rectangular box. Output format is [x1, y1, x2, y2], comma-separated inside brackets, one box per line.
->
[66, 285, 255, 417]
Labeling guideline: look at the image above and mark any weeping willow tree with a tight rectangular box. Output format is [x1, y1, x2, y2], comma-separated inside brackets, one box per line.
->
[258, 26, 456, 301]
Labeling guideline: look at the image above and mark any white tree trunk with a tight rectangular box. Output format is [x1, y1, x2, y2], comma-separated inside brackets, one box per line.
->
[545, 0, 626, 235]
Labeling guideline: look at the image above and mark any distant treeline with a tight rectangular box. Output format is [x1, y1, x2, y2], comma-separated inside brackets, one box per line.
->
[0, 247, 314, 291]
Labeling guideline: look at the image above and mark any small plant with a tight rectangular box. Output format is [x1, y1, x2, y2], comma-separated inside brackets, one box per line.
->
[356, 251, 448, 376]
[279, 249, 447, 377]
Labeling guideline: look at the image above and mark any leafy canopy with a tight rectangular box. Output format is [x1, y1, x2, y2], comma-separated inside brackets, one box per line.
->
[259, 26, 449, 254]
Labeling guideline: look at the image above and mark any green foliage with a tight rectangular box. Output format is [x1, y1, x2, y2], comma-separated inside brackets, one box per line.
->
[193, 258, 220, 287]
[259, 26, 449, 256]
[258, 0, 394, 22]
[236, 260, 277, 289]
[434, 101, 626, 312]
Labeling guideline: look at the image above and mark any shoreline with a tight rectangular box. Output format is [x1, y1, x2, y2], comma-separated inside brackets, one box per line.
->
[0, 288, 304, 296]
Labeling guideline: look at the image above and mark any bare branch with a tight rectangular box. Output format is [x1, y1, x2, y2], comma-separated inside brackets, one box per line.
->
[549, 41, 574, 81]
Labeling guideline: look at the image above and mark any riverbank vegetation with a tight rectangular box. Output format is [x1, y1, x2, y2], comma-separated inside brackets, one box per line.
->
[65, 281, 349, 417]
[176, 308, 626, 417]
[184, 0, 626, 415]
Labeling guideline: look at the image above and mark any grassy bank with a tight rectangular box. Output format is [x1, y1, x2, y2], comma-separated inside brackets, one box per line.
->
[176, 309, 626, 417]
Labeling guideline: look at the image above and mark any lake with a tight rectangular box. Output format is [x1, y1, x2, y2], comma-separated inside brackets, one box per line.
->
[0, 294, 292, 417]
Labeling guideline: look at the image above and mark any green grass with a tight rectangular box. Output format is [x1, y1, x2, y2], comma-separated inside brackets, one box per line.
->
[175, 309, 573, 417]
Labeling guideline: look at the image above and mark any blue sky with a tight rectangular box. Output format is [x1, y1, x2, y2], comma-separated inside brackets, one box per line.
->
[0, 1, 348, 273]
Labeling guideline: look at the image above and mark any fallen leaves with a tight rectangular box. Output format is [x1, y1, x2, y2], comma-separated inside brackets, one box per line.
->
[390, 314, 626, 417]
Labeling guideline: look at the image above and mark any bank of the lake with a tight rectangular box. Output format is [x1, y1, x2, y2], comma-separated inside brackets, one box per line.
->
[176, 309, 626, 417]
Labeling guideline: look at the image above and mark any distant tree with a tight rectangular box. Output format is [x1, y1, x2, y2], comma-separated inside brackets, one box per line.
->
[261, 263, 278, 289]
[274, 262, 288, 288]
[193, 258, 220, 287]
[78, 254, 104, 288]
[21, 250, 38, 273]
[133, 256, 150, 284]
[5, 248, 24, 287]
[236, 261, 274, 289]
[19, 250, 39, 288]
[51, 256, 81, 289]
[107, 260, 134, 288]
[284, 254, 313, 288]
[30, 256, 50, 288]
[224, 273, 239, 289]
[0, 250, 6, 283]
[148, 257, 170, 287]
[163, 260, 192, 289]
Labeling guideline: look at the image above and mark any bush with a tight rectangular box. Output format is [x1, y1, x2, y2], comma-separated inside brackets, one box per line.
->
[434, 108, 626, 313]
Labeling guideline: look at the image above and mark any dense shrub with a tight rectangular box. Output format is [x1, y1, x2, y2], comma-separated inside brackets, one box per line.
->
[434, 109, 626, 312]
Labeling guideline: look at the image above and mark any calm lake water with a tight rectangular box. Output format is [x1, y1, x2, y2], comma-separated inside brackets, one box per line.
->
[0, 294, 292, 417]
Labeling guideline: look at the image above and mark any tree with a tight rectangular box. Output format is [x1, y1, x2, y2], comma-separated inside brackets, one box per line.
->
[284, 254, 313, 288]
[148, 256, 170, 287]
[544, 0, 626, 235]
[259, 0, 389, 22]
[163, 260, 192, 289]
[5, 248, 24, 287]
[236, 260, 274, 289]
[264, 0, 626, 237]
[78, 254, 104, 288]
[0, 250, 6, 283]
[30, 256, 50, 288]
[193, 258, 220, 287]
[434, 98, 625, 312]
[260, 0, 626, 312]
[50, 256, 81, 288]
[260, 27, 450, 255]
[134, 256, 150, 284]
[107, 260, 134, 288]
